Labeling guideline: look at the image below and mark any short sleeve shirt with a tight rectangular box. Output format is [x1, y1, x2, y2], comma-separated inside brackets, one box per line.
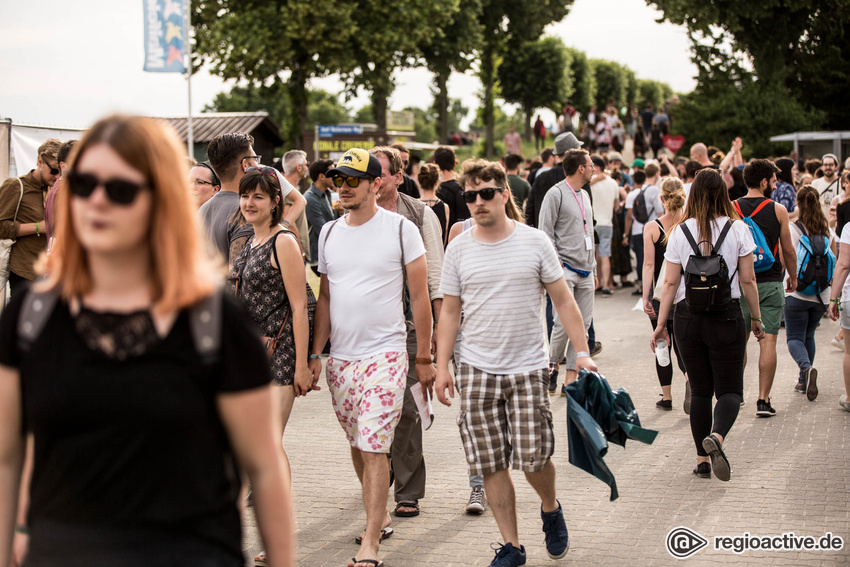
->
[440, 222, 563, 374]
[665, 217, 756, 304]
[318, 207, 426, 360]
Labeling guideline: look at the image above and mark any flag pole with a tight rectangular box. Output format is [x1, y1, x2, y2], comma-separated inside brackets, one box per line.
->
[185, 0, 194, 159]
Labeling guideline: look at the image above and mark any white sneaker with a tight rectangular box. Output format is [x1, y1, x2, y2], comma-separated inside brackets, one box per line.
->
[832, 337, 845, 351]
[466, 486, 485, 514]
[840, 395, 850, 412]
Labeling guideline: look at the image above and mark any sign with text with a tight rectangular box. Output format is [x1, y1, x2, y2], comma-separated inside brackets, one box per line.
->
[318, 125, 363, 138]
[143, 0, 186, 73]
[386, 110, 414, 132]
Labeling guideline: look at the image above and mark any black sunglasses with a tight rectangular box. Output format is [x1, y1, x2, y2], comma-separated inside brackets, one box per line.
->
[333, 175, 372, 188]
[41, 155, 59, 176]
[462, 187, 504, 203]
[66, 172, 148, 205]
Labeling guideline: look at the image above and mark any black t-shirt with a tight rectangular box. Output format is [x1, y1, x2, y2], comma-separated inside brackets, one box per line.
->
[526, 166, 566, 228]
[398, 174, 420, 199]
[735, 196, 784, 282]
[437, 179, 470, 229]
[0, 291, 271, 564]
[837, 200, 850, 240]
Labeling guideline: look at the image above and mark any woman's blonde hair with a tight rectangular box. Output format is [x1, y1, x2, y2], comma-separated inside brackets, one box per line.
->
[41, 115, 217, 313]
[660, 177, 686, 213]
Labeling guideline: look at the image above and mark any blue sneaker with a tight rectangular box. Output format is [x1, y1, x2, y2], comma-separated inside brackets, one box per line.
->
[541, 501, 569, 559]
[488, 542, 526, 566]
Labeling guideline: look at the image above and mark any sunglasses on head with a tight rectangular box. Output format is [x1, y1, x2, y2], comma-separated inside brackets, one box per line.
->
[66, 172, 148, 205]
[462, 187, 504, 203]
[333, 175, 371, 188]
[41, 156, 59, 176]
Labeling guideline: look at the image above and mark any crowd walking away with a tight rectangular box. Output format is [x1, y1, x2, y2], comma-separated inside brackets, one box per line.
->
[3, 105, 850, 567]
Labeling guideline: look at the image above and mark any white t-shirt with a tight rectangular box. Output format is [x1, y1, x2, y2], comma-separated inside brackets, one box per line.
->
[625, 184, 661, 235]
[664, 217, 756, 304]
[440, 222, 563, 374]
[590, 177, 619, 226]
[812, 176, 841, 207]
[318, 207, 426, 360]
[785, 222, 834, 303]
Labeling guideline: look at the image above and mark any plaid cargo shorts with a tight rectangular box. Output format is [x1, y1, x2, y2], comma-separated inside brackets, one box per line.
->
[455, 364, 555, 476]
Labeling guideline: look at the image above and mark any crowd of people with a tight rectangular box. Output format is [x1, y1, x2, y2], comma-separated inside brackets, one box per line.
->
[0, 113, 848, 567]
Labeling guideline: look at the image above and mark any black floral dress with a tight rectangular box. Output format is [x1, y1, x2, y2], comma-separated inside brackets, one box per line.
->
[230, 230, 296, 386]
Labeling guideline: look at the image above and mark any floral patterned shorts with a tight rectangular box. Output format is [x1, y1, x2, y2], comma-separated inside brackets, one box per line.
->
[326, 351, 408, 453]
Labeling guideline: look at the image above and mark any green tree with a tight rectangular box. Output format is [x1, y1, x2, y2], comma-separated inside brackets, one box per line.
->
[565, 48, 596, 116]
[341, 0, 456, 131]
[204, 85, 351, 139]
[477, 0, 575, 157]
[192, 0, 354, 148]
[498, 36, 573, 140]
[420, 0, 482, 144]
[591, 59, 628, 109]
[636, 79, 670, 111]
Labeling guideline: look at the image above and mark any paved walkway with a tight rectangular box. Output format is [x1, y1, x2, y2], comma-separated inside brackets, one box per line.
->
[243, 288, 849, 566]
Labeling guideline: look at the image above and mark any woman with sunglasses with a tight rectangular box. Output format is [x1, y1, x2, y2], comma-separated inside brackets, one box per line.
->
[0, 115, 294, 566]
[0, 139, 62, 300]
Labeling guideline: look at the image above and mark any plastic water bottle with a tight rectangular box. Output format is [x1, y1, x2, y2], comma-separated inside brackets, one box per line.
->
[655, 339, 671, 367]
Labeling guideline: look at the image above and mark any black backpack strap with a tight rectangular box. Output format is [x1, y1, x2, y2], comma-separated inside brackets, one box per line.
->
[18, 288, 60, 351]
[711, 220, 734, 255]
[188, 289, 222, 364]
[681, 223, 702, 256]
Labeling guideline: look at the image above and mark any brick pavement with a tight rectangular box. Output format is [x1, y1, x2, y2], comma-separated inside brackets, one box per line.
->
[243, 288, 849, 566]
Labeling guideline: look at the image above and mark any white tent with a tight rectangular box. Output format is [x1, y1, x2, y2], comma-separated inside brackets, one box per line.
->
[0, 119, 86, 180]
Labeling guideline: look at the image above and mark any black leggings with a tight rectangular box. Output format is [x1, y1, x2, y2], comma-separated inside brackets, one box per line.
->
[673, 302, 745, 457]
[648, 299, 687, 387]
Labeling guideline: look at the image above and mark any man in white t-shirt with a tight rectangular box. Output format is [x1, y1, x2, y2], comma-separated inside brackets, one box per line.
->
[308, 149, 435, 567]
[812, 153, 841, 213]
[623, 163, 662, 292]
[590, 156, 620, 293]
[436, 158, 597, 567]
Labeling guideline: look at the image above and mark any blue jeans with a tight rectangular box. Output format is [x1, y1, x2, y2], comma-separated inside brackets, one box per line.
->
[783, 296, 827, 381]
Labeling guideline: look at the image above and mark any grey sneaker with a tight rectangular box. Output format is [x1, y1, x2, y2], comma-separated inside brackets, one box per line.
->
[466, 486, 485, 514]
[840, 395, 850, 412]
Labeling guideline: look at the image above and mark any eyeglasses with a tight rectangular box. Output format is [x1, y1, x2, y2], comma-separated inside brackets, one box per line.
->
[241, 155, 262, 164]
[41, 156, 59, 176]
[333, 175, 371, 188]
[192, 178, 214, 187]
[66, 172, 148, 205]
[462, 187, 504, 203]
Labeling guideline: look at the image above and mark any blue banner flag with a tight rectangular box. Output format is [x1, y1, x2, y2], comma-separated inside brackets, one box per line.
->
[143, 0, 186, 73]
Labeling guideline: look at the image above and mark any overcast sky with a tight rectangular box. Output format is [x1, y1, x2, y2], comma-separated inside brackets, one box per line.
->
[0, 0, 696, 130]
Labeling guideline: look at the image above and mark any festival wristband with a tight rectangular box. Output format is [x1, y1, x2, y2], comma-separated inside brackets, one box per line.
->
[830, 298, 841, 303]
[751, 318, 762, 323]
[308, 354, 320, 360]
[35, 222, 39, 236]
[282, 220, 291, 228]
[415, 357, 433, 365]
[15, 524, 28, 535]
[576, 351, 591, 358]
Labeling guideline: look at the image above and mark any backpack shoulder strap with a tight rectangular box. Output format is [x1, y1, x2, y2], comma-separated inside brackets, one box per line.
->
[794, 220, 808, 237]
[732, 200, 743, 217]
[681, 223, 701, 256]
[18, 288, 60, 351]
[712, 220, 734, 255]
[751, 199, 772, 217]
[188, 289, 222, 363]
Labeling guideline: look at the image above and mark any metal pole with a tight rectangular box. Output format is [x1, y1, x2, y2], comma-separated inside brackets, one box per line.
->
[315, 125, 319, 161]
[185, 0, 194, 159]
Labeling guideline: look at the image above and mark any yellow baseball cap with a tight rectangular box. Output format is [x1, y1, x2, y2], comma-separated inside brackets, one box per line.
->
[326, 148, 382, 179]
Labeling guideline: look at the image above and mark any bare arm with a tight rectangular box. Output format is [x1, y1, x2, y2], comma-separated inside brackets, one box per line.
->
[775, 204, 797, 291]
[282, 190, 306, 228]
[218, 387, 295, 567]
[652, 261, 681, 346]
[405, 255, 435, 398]
[642, 221, 659, 315]
[308, 274, 331, 386]
[737, 253, 765, 339]
[228, 235, 249, 271]
[273, 233, 312, 396]
[544, 277, 598, 373]
[0, 364, 24, 564]
[434, 294, 462, 406]
[829, 241, 850, 320]
[622, 209, 634, 244]
[447, 221, 464, 244]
